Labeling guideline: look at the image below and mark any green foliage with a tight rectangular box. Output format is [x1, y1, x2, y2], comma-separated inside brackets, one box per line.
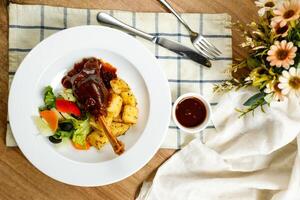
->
[243, 92, 265, 106]
[237, 92, 267, 117]
[247, 57, 260, 69]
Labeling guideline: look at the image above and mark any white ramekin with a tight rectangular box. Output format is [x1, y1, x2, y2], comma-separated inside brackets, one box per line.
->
[172, 93, 212, 134]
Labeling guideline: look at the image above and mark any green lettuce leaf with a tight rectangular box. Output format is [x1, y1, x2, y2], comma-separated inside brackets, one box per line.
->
[43, 86, 56, 109]
[71, 117, 91, 146]
[59, 89, 76, 102]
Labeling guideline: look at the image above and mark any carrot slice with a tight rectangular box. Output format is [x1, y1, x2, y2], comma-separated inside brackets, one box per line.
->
[40, 110, 58, 132]
[72, 141, 90, 150]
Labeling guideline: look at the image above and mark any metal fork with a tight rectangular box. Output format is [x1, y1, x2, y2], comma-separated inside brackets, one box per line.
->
[158, 0, 222, 59]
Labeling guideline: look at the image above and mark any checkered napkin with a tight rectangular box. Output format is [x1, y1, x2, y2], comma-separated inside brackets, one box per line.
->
[7, 3, 232, 149]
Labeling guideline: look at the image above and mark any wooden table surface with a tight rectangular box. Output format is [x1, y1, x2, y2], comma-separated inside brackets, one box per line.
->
[0, 0, 257, 199]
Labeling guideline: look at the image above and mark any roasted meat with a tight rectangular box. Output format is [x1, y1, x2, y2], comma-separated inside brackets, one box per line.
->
[62, 57, 124, 155]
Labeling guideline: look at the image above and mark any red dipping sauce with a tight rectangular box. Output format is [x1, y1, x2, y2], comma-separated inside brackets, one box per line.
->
[175, 97, 207, 128]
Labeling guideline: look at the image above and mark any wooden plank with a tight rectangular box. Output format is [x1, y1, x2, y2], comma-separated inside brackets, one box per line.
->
[0, 0, 258, 199]
[0, 0, 9, 151]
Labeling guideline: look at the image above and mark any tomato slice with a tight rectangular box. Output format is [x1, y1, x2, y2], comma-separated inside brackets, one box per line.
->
[56, 99, 81, 117]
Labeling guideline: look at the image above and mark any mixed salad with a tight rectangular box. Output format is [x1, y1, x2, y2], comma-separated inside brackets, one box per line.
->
[34, 86, 92, 149]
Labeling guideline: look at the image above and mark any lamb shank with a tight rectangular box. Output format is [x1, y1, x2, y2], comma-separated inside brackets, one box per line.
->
[62, 57, 124, 155]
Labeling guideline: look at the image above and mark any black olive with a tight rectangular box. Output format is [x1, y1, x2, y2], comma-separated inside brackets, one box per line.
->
[59, 122, 74, 131]
[49, 136, 62, 144]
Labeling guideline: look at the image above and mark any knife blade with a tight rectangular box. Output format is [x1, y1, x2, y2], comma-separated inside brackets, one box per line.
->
[154, 37, 211, 67]
[97, 13, 211, 68]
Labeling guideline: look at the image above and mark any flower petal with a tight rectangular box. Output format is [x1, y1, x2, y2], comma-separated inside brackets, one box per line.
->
[289, 67, 296, 76]
[270, 60, 276, 66]
[264, 87, 271, 93]
[267, 49, 274, 56]
[276, 60, 283, 67]
[282, 63, 290, 69]
[289, 90, 295, 97]
[287, 42, 293, 49]
[255, 1, 262, 6]
[279, 76, 288, 83]
[295, 90, 300, 97]
[289, 60, 295, 65]
[278, 82, 288, 89]
[273, 10, 282, 15]
[258, 8, 266, 16]
[282, 70, 290, 78]
[280, 20, 287, 27]
[281, 40, 287, 48]
[270, 45, 277, 51]
[282, 87, 290, 95]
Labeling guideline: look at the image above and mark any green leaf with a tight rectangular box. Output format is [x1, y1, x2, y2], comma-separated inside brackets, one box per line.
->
[243, 92, 265, 106]
[43, 86, 56, 109]
[59, 89, 76, 102]
[246, 57, 260, 68]
[272, 67, 284, 74]
[54, 130, 74, 139]
[72, 118, 91, 146]
[264, 93, 273, 104]
[38, 105, 48, 112]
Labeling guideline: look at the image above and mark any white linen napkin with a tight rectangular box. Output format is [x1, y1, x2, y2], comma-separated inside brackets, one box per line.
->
[136, 89, 300, 200]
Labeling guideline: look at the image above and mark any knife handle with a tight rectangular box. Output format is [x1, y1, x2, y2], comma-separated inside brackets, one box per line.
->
[97, 13, 154, 41]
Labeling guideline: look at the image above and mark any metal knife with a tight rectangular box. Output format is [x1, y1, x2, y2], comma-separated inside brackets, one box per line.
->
[96, 13, 211, 68]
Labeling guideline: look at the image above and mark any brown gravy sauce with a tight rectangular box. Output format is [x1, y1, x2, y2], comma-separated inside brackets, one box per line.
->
[175, 97, 207, 128]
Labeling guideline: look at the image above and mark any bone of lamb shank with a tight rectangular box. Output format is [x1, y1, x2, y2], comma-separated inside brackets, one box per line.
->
[62, 58, 124, 155]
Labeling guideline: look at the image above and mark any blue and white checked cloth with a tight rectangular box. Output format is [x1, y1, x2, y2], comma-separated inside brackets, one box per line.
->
[7, 3, 232, 149]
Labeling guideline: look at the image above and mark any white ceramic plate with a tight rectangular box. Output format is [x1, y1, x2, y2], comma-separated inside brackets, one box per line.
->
[8, 26, 171, 186]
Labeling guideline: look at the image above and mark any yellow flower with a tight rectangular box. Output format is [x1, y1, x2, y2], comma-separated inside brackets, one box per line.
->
[248, 67, 272, 88]
[267, 40, 297, 69]
[278, 67, 300, 96]
[255, 0, 277, 16]
[272, 0, 300, 27]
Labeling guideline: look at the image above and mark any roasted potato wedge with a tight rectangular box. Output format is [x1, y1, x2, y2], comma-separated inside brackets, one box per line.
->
[110, 122, 130, 137]
[122, 105, 138, 124]
[107, 93, 123, 117]
[88, 122, 130, 149]
[110, 78, 130, 94]
[105, 112, 114, 126]
[87, 130, 108, 149]
[113, 114, 123, 123]
[121, 91, 137, 106]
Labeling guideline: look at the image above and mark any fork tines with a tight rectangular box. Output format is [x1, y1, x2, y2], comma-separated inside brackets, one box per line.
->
[193, 35, 222, 60]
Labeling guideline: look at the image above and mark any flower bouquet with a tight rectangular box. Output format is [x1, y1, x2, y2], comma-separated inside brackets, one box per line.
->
[215, 0, 300, 116]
